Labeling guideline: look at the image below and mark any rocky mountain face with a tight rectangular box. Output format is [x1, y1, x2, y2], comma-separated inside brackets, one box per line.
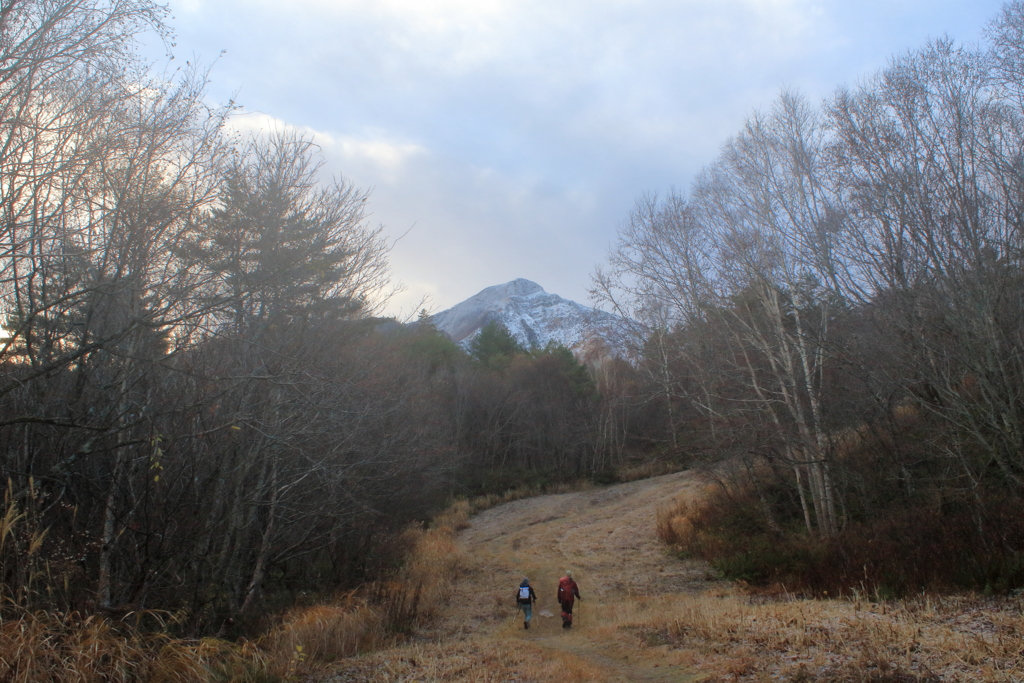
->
[428, 279, 636, 360]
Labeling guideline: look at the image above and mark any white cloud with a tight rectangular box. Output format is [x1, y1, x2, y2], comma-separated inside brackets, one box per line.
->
[169, 0, 1008, 316]
[331, 136, 427, 176]
[223, 111, 290, 137]
[225, 111, 426, 184]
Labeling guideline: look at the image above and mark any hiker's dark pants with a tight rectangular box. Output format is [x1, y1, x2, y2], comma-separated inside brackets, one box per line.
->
[519, 602, 533, 623]
[560, 600, 574, 624]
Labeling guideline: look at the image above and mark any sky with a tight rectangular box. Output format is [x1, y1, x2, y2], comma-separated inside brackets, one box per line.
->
[153, 0, 1007, 318]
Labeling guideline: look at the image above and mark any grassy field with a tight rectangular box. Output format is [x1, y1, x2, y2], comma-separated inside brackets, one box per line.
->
[323, 472, 1024, 683]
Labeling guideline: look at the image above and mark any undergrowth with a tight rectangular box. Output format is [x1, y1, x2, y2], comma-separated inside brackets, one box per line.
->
[0, 511, 461, 683]
[0, 610, 274, 683]
[0, 466, 673, 682]
[657, 479, 1024, 597]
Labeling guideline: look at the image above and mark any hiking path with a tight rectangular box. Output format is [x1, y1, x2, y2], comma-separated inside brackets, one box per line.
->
[428, 470, 717, 682]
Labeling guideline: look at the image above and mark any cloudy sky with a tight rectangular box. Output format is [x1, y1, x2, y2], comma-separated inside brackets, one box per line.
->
[158, 0, 1005, 317]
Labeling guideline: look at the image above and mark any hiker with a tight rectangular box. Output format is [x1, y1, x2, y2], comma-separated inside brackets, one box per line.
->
[516, 577, 537, 629]
[557, 570, 581, 629]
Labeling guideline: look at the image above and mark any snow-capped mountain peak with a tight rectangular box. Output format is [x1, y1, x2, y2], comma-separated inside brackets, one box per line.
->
[429, 279, 633, 358]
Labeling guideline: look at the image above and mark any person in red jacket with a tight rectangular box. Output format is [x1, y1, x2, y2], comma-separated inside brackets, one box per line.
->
[557, 570, 581, 629]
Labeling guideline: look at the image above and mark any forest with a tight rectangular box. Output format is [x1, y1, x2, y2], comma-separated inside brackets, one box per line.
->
[0, 0, 669, 636]
[6, 0, 1024, 653]
[596, 1, 1024, 596]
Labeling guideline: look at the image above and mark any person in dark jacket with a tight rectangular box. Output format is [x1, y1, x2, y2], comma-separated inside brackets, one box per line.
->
[557, 570, 581, 628]
[516, 577, 538, 629]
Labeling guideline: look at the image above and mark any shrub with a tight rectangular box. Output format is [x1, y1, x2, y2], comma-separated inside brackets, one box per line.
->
[660, 475, 1024, 597]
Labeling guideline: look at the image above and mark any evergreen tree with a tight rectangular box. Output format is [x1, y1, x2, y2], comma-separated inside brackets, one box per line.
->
[469, 321, 524, 370]
[190, 131, 390, 334]
[539, 341, 596, 399]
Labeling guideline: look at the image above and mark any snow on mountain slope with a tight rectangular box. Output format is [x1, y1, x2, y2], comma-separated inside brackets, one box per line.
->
[429, 279, 637, 359]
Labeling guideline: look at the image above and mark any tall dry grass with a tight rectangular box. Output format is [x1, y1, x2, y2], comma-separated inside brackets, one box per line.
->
[0, 610, 274, 683]
[615, 458, 685, 483]
[605, 584, 1024, 681]
[0, 504, 463, 683]
[656, 486, 721, 550]
[449, 481, 594, 527]
[258, 516, 461, 678]
[0, 475, 674, 683]
[649, 478, 1024, 680]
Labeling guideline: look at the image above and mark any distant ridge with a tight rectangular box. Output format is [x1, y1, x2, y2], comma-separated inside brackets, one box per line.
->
[428, 279, 636, 360]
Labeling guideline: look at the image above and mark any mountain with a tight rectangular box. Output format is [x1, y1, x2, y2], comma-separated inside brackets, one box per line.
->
[428, 279, 636, 359]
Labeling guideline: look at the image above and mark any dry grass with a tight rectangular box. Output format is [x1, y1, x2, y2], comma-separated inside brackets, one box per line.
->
[0, 505, 463, 683]
[657, 496, 696, 547]
[260, 602, 383, 677]
[259, 520, 461, 678]
[29, 471, 1022, 683]
[652, 484, 1024, 681]
[438, 482, 595, 533]
[606, 589, 1024, 682]
[616, 459, 686, 483]
[315, 470, 1024, 683]
[0, 610, 275, 683]
[408, 471, 1024, 683]
[321, 471, 1024, 683]
[656, 486, 721, 549]
[323, 638, 611, 683]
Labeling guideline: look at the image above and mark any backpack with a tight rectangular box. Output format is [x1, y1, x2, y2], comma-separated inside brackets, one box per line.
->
[518, 586, 531, 601]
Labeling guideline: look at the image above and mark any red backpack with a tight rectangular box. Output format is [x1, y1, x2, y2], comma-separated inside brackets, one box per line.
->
[558, 576, 576, 602]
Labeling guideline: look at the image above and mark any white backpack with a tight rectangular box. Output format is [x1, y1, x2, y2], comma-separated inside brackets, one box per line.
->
[518, 586, 531, 601]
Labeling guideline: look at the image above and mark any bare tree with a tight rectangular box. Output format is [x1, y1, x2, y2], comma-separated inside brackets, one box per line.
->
[829, 36, 1024, 492]
[591, 191, 721, 457]
[595, 93, 845, 536]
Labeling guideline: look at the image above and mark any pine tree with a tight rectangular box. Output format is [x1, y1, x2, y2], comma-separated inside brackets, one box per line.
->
[190, 131, 389, 335]
[469, 321, 524, 370]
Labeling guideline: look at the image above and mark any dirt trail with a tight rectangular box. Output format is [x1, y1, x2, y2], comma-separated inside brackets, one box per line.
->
[417, 470, 716, 682]
[325, 469, 1024, 682]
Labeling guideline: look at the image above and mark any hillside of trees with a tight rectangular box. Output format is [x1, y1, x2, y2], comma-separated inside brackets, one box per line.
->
[596, 2, 1024, 595]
